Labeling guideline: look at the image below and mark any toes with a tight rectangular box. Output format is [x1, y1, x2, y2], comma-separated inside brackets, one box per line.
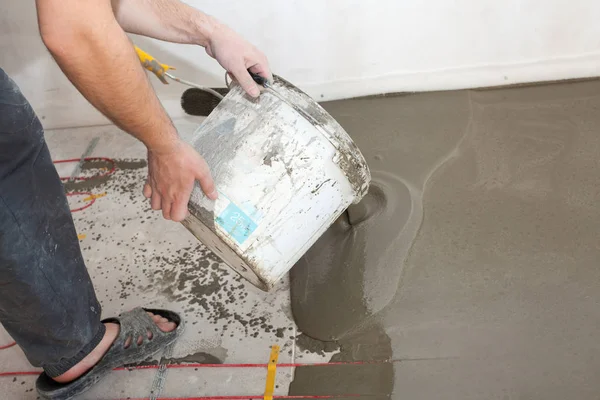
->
[146, 311, 177, 333]
[119, 312, 177, 350]
[148, 312, 161, 322]
[148, 312, 167, 326]
[159, 321, 176, 333]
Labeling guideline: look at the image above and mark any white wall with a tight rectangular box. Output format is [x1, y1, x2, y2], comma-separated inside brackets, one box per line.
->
[2, 0, 600, 129]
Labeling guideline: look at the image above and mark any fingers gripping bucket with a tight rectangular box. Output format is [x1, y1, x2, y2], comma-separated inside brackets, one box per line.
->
[182, 76, 371, 291]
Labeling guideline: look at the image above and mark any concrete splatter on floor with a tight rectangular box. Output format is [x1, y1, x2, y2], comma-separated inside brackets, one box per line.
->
[65, 158, 295, 345]
[0, 123, 330, 400]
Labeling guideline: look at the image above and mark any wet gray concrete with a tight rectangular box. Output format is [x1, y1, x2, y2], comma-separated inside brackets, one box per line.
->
[290, 80, 600, 399]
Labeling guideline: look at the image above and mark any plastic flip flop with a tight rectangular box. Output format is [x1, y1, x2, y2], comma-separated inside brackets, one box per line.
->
[36, 307, 184, 400]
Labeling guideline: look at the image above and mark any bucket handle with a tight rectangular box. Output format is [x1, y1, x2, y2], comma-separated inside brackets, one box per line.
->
[225, 70, 270, 89]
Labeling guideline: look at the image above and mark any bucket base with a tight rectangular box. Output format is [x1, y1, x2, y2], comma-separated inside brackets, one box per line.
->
[181, 210, 271, 292]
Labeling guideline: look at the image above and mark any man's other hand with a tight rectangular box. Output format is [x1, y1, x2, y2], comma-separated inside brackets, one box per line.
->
[143, 140, 217, 222]
[205, 22, 273, 98]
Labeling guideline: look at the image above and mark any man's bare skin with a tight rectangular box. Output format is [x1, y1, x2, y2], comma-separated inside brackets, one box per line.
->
[34, 0, 272, 383]
[36, 0, 271, 222]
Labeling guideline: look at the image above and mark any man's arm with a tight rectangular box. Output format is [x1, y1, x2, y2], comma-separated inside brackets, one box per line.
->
[36, 0, 271, 223]
[110, 0, 272, 97]
[37, 0, 180, 156]
[36, 0, 216, 223]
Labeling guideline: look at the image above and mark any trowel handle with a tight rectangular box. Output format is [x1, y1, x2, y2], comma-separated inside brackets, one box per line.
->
[135, 46, 174, 85]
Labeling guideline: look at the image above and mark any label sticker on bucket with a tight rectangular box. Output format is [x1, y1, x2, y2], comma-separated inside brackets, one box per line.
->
[216, 202, 258, 244]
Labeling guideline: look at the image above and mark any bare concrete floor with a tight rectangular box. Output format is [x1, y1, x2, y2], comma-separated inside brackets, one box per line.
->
[1, 79, 600, 399]
[290, 80, 600, 399]
[0, 119, 332, 399]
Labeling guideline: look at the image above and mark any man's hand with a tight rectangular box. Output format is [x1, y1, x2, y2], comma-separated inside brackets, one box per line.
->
[111, 0, 273, 98]
[205, 22, 273, 98]
[143, 140, 217, 222]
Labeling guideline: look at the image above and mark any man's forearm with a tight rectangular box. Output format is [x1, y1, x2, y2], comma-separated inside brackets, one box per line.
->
[110, 0, 272, 96]
[36, 0, 178, 152]
[111, 0, 215, 47]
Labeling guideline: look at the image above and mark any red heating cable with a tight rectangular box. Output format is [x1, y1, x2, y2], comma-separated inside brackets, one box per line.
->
[54, 157, 116, 182]
[0, 359, 396, 377]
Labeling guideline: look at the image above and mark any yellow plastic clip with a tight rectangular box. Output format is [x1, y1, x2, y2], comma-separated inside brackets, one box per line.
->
[83, 192, 106, 202]
[263, 345, 280, 400]
[134, 46, 175, 84]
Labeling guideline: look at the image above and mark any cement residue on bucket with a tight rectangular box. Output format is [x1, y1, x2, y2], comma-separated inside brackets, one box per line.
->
[182, 76, 371, 291]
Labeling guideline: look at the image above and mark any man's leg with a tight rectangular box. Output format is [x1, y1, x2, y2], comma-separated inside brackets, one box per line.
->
[0, 68, 106, 377]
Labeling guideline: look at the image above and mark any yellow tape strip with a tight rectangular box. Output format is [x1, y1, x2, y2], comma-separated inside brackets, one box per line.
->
[263, 345, 280, 400]
[83, 193, 106, 202]
[77, 233, 86, 240]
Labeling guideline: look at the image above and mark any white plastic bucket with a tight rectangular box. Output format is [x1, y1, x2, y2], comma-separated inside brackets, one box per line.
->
[182, 76, 371, 291]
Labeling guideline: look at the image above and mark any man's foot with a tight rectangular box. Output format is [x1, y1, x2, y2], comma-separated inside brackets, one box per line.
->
[53, 312, 176, 383]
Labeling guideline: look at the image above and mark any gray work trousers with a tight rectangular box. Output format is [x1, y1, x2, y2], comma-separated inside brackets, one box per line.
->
[0, 68, 105, 377]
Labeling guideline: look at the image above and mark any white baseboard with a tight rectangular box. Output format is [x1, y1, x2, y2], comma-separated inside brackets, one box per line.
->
[42, 52, 600, 129]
